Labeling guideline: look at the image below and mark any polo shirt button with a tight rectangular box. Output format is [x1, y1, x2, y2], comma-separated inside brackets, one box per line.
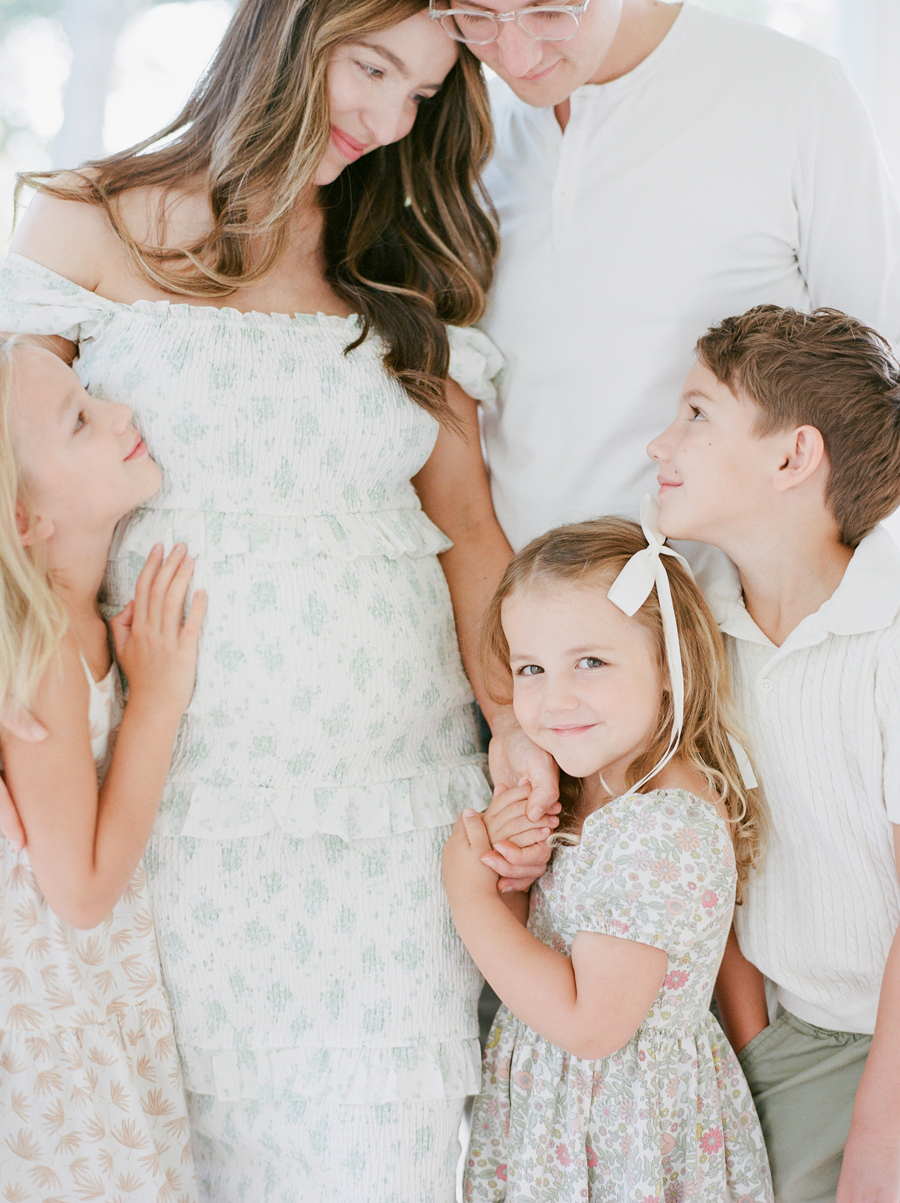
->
[558, 189, 568, 200]
[760, 678, 774, 693]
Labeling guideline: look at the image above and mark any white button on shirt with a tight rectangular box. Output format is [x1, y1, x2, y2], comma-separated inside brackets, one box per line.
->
[694, 530, 900, 1034]
[480, 3, 900, 549]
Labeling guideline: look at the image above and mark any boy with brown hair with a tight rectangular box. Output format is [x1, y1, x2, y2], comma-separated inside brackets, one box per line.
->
[649, 305, 900, 1202]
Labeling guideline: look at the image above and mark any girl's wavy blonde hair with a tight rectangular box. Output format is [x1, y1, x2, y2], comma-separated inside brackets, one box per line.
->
[18, 0, 497, 427]
[0, 337, 68, 716]
[482, 517, 766, 901]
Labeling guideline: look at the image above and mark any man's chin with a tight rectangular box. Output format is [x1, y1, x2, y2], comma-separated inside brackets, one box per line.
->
[495, 64, 571, 107]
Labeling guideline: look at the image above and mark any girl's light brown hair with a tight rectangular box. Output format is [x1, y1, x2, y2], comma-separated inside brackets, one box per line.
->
[18, 0, 497, 426]
[0, 337, 68, 715]
[482, 517, 765, 900]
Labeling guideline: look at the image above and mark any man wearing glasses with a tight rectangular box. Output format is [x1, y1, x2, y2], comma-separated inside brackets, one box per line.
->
[429, 5, 900, 1202]
[428, 0, 900, 553]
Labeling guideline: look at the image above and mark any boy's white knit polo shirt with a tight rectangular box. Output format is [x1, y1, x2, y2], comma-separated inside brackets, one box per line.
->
[696, 526, 900, 1035]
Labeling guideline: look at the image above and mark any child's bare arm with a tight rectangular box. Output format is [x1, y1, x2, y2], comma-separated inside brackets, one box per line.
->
[1, 546, 205, 928]
[443, 810, 666, 1059]
[0, 712, 49, 850]
[714, 925, 769, 1053]
[836, 824, 900, 1203]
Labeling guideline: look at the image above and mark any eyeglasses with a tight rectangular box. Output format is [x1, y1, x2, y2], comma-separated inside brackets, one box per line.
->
[428, 0, 592, 45]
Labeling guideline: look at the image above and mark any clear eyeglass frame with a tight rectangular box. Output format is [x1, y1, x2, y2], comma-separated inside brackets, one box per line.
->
[428, 0, 593, 45]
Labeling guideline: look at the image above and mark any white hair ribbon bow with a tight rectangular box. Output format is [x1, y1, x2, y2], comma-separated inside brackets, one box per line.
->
[606, 495, 693, 793]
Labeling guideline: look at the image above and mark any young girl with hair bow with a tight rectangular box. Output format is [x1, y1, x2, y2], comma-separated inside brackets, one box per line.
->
[443, 499, 772, 1203]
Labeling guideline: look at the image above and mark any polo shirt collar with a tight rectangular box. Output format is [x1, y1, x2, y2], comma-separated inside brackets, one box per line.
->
[690, 525, 900, 649]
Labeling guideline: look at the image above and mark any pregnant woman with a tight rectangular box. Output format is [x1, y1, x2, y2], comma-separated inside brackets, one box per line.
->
[0, 1, 530, 1197]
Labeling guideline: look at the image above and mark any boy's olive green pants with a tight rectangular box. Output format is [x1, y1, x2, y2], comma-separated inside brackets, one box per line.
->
[737, 1009, 872, 1203]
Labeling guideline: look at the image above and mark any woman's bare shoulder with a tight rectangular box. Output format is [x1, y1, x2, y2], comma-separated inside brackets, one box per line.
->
[10, 177, 121, 291]
[10, 174, 210, 295]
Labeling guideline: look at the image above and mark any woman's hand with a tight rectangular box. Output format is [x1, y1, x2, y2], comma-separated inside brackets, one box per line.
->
[109, 544, 206, 721]
[478, 782, 555, 892]
[442, 809, 500, 902]
[488, 711, 559, 823]
[482, 782, 559, 847]
[484, 717, 560, 891]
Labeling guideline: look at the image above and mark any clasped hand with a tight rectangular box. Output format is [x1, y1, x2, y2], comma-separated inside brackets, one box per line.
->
[482, 718, 562, 892]
[443, 783, 557, 904]
[478, 780, 561, 893]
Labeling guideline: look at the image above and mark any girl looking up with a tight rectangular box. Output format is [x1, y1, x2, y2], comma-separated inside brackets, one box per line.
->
[0, 337, 204, 1202]
[443, 502, 772, 1203]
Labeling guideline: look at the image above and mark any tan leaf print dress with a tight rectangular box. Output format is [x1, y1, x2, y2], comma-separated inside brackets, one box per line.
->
[0, 658, 198, 1203]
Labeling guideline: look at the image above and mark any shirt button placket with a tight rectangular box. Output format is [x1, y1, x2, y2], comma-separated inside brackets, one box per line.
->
[552, 100, 580, 246]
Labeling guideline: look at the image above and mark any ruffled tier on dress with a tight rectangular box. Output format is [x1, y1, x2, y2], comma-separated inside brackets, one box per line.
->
[0, 253, 500, 1123]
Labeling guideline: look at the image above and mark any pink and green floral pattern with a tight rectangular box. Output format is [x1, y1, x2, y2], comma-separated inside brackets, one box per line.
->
[464, 788, 772, 1203]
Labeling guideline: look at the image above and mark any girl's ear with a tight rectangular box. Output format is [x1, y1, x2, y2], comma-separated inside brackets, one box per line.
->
[15, 499, 54, 546]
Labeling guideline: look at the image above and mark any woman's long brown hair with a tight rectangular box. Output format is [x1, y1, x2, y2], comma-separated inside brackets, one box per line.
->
[18, 0, 498, 423]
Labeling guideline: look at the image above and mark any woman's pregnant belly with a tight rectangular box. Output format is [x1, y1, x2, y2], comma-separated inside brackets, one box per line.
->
[106, 546, 486, 840]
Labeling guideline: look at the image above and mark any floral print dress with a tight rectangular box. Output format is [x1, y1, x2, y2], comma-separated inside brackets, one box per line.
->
[0, 253, 501, 1202]
[0, 659, 198, 1203]
[464, 788, 772, 1203]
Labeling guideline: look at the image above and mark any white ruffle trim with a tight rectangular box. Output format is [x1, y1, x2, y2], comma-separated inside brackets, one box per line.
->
[446, 324, 505, 408]
[155, 759, 490, 840]
[180, 1037, 482, 1104]
[110, 504, 453, 564]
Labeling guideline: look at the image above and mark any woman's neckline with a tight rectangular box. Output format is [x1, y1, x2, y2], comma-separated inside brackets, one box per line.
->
[8, 253, 362, 327]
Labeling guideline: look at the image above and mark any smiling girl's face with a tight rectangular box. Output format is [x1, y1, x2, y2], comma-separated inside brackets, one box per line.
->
[315, 8, 459, 186]
[10, 346, 162, 538]
[502, 580, 663, 803]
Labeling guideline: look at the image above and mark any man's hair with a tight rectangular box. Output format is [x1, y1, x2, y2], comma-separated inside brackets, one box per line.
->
[695, 305, 900, 547]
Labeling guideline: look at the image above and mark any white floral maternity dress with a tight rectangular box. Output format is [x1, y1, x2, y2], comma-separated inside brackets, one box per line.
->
[464, 788, 773, 1203]
[0, 253, 499, 1202]
[0, 659, 198, 1203]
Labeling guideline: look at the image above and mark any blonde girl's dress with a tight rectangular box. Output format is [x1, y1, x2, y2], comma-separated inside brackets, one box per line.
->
[0, 253, 499, 1203]
[0, 657, 198, 1203]
[465, 788, 773, 1203]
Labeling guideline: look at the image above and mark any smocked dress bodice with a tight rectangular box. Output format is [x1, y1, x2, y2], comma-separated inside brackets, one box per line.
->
[0, 255, 499, 1185]
[0, 253, 502, 844]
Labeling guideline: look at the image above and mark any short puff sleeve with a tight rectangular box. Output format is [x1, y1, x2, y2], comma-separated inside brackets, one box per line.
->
[566, 789, 736, 958]
[446, 324, 505, 407]
[0, 254, 113, 344]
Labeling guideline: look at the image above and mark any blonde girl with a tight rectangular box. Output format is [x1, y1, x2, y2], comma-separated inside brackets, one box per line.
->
[443, 502, 772, 1203]
[0, 337, 204, 1202]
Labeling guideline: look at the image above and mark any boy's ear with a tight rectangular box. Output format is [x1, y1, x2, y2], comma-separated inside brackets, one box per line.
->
[15, 500, 54, 546]
[773, 424, 826, 493]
